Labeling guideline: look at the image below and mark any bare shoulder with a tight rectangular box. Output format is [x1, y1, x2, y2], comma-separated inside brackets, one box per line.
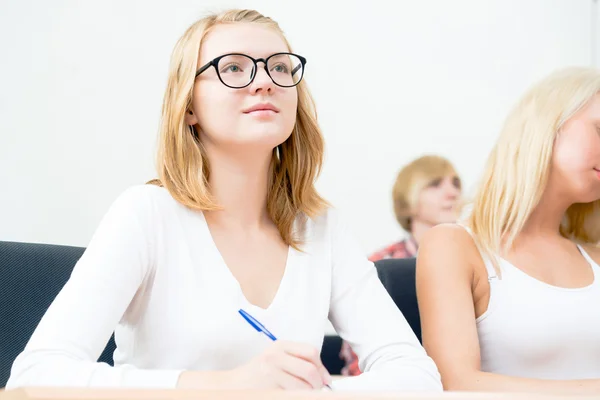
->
[417, 223, 482, 277]
[419, 223, 481, 257]
[421, 223, 475, 242]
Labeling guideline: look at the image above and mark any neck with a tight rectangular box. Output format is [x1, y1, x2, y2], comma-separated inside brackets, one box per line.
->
[410, 219, 433, 246]
[204, 145, 274, 229]
[517, 179, 572, 242]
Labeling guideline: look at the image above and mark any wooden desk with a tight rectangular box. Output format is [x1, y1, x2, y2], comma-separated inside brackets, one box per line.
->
[1, 388, 595, 400]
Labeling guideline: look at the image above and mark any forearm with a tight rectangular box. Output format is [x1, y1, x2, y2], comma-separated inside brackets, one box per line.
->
[333, 364, 442, 392]
[449, 371, 600, 395]
[7, 353, 182, 389]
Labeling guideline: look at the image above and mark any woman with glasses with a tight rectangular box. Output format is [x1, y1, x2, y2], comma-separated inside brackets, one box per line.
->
[7, 9, 441, 392]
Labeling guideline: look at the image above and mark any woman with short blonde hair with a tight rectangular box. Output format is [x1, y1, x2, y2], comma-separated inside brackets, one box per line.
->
[371, 155, 462, 262]
[417, 67, 600, 395]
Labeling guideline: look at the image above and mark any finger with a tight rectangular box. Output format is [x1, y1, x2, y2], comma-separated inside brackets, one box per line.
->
[275, 353, 323, 389]
[279, 342, 332, 384]
[279, 342, 322, 365]
[317, 363, 333, 386]
[273, 368, 314, 390]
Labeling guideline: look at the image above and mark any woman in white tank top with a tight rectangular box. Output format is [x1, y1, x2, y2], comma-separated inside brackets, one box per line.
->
[416, 67, 600, 395]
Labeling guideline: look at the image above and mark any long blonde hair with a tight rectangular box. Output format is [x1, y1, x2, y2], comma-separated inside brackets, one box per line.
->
[151, 9, 328, 249]
[468, 67, 600, 272]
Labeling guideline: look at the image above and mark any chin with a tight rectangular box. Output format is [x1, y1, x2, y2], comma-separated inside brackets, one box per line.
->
[435, 213, 459, 224]
[578, 193, 600, 205]
[246, 126, 292, 146]
[572, 183, 600, 204]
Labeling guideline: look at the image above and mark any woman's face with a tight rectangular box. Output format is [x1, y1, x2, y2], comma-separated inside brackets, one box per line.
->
[413, 175, 462, 226]
[186, 23, 299, 152]
[550, 93, 600, 204]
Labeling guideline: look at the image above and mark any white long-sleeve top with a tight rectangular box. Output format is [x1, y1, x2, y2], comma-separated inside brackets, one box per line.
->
[7, 185, 441, 392]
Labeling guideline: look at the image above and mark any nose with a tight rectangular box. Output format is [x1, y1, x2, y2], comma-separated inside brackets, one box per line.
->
[248, 64, 275, 94]
[443, 179, 460, 199]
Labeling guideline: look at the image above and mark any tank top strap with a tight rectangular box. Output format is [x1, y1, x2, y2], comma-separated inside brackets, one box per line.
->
[577, 244, 600, 280]
[457, 223, 499, 280]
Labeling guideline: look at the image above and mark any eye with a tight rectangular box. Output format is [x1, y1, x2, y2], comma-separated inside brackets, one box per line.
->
[453, 176, 461, 189]
[428, 178, 442, 188]
[220, 63, 243, 74]
[271, 63, 290, 74]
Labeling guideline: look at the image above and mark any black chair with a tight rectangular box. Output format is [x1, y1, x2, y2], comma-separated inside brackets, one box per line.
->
[374, 257, 421, 343]
[0, 241, 116, 388]
[319, 257, 421, 374]
[320, 335, 345, 375]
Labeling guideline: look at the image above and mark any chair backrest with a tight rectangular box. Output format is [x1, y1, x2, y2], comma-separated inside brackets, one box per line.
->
[374, 257, 421, 342]
[0, 241, 116, 388]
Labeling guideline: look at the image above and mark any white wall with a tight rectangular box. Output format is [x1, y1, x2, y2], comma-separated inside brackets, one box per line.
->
[0, 0, 594, 255]
[595, 0, 600, 66]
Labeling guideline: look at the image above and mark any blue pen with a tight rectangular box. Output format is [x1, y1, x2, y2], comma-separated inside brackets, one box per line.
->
[238, 308, 332, 390]
[238, 308, 278, 341]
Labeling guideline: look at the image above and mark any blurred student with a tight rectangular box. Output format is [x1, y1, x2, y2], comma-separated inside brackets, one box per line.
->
[341, 155, 462, 376]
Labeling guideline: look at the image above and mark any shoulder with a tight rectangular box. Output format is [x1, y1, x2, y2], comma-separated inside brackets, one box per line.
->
[106, 184, 185, 223]
[417, 223, 482, 277]
[301, 207, 362, 251]
[114, 184, 173, 204]
[420, 223, 478, 249]
[303, 206, 342, 234]
[304, 207, 364, 241]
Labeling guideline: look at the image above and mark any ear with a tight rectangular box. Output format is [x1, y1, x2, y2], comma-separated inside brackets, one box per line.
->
[184, 109, 199, 126]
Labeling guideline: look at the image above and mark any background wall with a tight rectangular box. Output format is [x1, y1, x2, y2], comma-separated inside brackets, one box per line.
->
[595, 0, 599, 66]
[0, 0, 595, 255]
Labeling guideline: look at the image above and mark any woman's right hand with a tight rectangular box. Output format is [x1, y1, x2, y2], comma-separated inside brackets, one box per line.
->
[177, 341, 332, 390]
[228, 341, 332, 390]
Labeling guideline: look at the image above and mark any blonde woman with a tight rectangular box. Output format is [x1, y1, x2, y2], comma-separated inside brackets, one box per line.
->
[341, 155, 461, 376]
[416, 67, 600, 395]
[7, 9, 441, 392]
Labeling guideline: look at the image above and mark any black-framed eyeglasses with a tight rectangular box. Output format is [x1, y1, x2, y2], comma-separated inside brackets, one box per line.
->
[195, 52, 306, 89]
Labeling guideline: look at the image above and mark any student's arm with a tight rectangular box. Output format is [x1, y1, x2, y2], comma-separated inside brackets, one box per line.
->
[416, 224, 600, 395]
[8, 186, 332, 391]
[327, 211, 442, 392]
[7, 186, 184, 389]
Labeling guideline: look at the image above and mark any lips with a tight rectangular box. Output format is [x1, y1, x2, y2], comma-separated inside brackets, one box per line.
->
[243, 103, 280, 114]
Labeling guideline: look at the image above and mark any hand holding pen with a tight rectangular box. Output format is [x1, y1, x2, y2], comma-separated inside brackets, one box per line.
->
[234, 309, 333, 390]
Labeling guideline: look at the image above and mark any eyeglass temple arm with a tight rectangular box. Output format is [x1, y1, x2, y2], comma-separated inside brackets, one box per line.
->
[291, 63, 302, 77]
[195, 61, 214, 77]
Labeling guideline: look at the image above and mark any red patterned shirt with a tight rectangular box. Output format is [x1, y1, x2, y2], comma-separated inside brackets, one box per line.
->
[367, 237, 418, 262]
[339, 237, 418, 376]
